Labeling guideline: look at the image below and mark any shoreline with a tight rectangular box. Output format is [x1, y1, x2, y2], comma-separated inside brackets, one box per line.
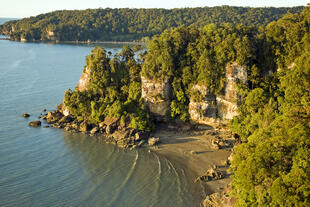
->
[33, 109, 235, 206]
[2, 37, 146, 46]
[149, 125, 233, 194]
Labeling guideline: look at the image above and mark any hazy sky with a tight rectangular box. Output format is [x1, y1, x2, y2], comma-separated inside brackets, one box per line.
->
[1, 0, 308, 18]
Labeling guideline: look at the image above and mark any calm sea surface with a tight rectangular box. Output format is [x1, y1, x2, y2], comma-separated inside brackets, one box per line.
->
[0, 19, 203, 206]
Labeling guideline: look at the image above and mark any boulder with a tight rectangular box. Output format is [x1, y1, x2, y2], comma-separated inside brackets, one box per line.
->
[116, 137, 135, 149]
[135, 131, 149, 141]
[52, 123, 63, 129]
[90, 127, 99, 135]
[195, 167, 225, 183]
[203, 188, 235, 207]
[28, 120, 41, 127]
[103, 117, 119, 134]
[46, 111, 63, 123]
[105, 124, 116, 134]
[203, 193, 222, 207]
[79, 121, 91, 132]
[58, 102, 70, 116]
[148, 137, 160, 146]
[58, 115, 74, 124]
[137, 140, 146, 147]
[98, 122, 105, 128]
[71, 122, 80, 130]
[211, 139, 220, 150]
[22, 113, 30, 118]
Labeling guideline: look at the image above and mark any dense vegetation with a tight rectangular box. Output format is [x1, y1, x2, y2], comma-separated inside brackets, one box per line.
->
[230, 7, 310, 206]
[141, 24, 261, 121]
[0, 6, 303, 42]
[57, 6, 309, 206]
[64, 46, 154, 131]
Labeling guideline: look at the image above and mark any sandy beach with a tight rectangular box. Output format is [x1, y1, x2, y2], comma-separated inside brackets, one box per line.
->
[149, 124, 234, 196]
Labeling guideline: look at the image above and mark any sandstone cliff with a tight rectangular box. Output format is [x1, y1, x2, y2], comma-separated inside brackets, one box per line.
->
[62, 61, 247, 125]
[46, 30, 56, 41]
[188, 84, 217, 124]
[141, 62, 247, 124]
[141, 76, 171, 121]
[76, 66, 92, 91]
[59, 66, 92, 116]
[217, 62, 247, 120]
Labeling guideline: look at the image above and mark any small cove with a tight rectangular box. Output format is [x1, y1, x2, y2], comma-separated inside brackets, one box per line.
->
[0, 34, 204, 206]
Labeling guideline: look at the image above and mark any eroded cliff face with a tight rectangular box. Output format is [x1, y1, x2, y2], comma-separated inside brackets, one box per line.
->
[189, 85, 217, 124]
[59, 66, 92, 116]
[63, 61, 246, 125]
[46, 30, 56, 41]
[76, 66, 91, 91]
[141, 76, 171, 121]
[188, 62, 247, 124]
[141, 62, 247, 124]
[58, 102, 70, 116]
[217, 62, 247, 120]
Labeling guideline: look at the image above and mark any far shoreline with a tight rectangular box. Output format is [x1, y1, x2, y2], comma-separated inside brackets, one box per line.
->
[2, 37, 147, 46]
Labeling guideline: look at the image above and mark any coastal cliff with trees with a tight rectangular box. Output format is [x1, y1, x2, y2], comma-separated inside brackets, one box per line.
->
[31, 6, 309, 207]
[0, 6, 303, 42]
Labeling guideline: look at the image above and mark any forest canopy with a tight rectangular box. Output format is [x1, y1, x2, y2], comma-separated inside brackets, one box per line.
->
[229, 7, 310, 206]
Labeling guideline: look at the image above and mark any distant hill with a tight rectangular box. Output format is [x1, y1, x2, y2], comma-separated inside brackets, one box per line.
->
[0, 18, 19, 26]
[0, 6, 303, 42]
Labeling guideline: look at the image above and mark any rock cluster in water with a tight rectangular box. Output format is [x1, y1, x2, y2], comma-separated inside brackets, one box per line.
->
[40, 110, 159, 149]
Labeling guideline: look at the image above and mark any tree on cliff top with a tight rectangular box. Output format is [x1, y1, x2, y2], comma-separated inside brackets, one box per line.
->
[64, 46, 154, 131]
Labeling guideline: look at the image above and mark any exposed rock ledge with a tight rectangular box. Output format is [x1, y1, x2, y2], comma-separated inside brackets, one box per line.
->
[189, 62, 247, 125]
[141, 76, 171, 121]
[41, 110, 159, 149]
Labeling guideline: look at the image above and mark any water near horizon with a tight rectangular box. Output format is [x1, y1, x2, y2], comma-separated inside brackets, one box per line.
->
[0, 19, 203, 206]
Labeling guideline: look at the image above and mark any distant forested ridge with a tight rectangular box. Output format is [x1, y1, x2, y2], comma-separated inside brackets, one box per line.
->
[0, 6, 304, 42]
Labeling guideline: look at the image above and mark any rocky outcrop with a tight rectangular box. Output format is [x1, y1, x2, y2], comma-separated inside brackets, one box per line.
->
[58, 102, 70, 116]
[141, 76, 171, 121]
[217, 62, 247, 120]
[20, 36, 27, 42]
[57, 66, 92, 117]
[41, 109, 157, 149]
[46, 30, 56, 41]
[148, 137, 160, 146]
[189, 62, 247, 124]
[77, 66, 92, 91]
[203, 188, 235, 207]
[189, 85, 217, 124]
[195, 166, 226, 183]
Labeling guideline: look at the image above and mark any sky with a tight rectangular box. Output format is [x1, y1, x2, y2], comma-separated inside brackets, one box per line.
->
[0, 0, 308, 18]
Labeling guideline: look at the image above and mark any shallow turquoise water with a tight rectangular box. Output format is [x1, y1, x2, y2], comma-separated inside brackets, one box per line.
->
[0, 33, 203, 206]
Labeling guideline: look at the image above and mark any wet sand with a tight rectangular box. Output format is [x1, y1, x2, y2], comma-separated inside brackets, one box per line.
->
[149, 124, 234, 195]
